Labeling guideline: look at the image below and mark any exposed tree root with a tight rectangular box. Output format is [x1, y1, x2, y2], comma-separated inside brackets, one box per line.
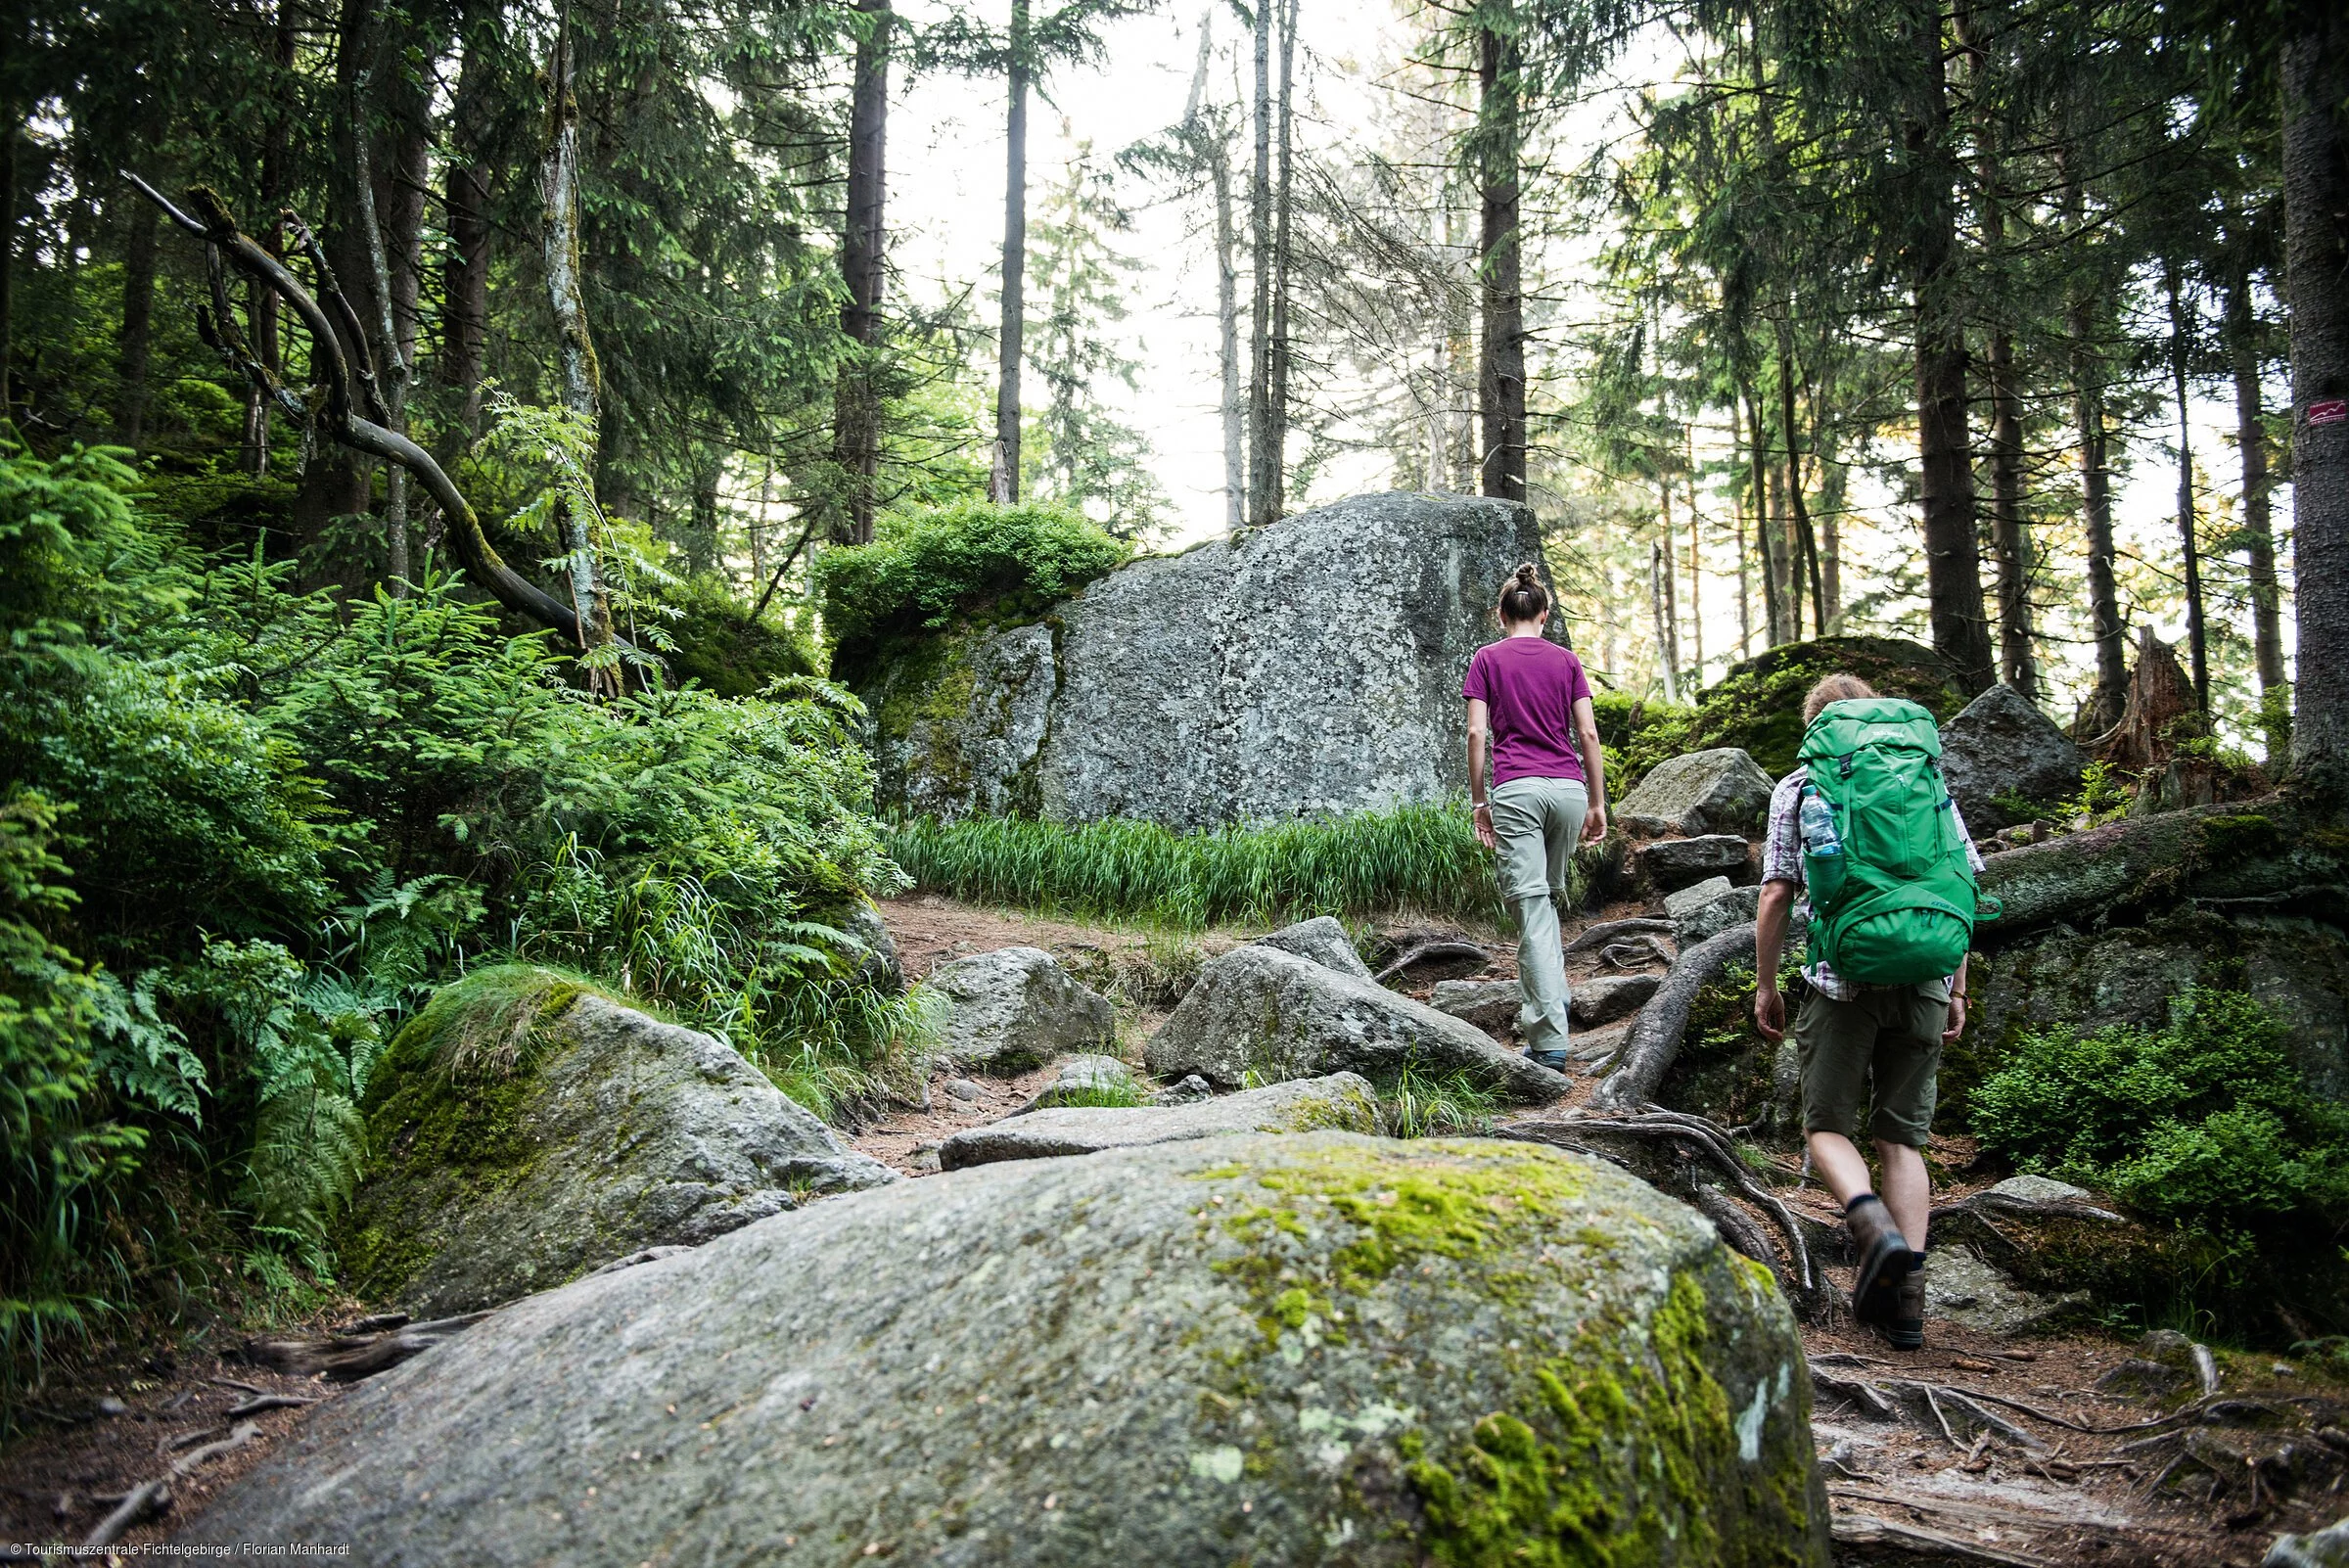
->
[81, 1420, 260, 1547]
[1561, 916, 1676, 957]
[1589, 922, 1755, 1113]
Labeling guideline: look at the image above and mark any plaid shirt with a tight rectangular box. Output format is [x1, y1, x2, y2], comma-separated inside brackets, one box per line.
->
[1760, 769, 1984, 1000]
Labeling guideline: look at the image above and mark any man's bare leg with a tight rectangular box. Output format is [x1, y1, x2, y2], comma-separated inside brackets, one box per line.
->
[1872, 1138, 1929, 1254]
[1806, 1131, 1929, 1251]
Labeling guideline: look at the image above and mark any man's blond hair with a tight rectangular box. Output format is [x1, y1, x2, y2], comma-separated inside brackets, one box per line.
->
[1803, 673, 1876, 724]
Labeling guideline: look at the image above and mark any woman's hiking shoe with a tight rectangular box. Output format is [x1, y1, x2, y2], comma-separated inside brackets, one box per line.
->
[1526, 1049, 1571, 1073]
[1844, 1195, 1911, 1327]
[1878, 1262, 1926, 1351]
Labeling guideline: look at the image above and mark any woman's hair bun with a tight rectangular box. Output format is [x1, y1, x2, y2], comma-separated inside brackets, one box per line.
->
[1513, 563, 1539, 587]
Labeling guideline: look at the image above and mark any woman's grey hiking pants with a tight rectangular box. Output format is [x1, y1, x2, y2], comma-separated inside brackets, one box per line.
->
[1489, 776, 1588, 1055]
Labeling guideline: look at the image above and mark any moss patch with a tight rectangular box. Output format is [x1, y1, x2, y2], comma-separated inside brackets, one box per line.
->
[1684, 636, 1967, 779]
[336, 964, 618, 1301]
[1404, 1272, 1811, 1567]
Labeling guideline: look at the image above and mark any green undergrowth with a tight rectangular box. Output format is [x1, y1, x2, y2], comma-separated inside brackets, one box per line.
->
[1370, 1061, 1499, 1138]
[1970, 987, 2349, 1339]
[886, 804, 1502, 930]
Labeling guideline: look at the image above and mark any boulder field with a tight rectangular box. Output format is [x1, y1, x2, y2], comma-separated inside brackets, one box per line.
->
[189, 1132, 1827, 1567]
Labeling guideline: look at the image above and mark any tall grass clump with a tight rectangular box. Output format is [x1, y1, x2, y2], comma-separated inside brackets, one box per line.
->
[886, 804, 1501, 930]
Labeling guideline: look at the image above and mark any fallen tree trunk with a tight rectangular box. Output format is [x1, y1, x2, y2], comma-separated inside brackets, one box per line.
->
[1974, 789, 2339, 940]
[245, 1311, 492, 1380]
[1589, 922, 1756, 1113]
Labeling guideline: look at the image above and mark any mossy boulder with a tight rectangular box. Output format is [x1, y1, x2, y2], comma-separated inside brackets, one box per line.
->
[191, 1132, 1827, 1566]
[1681, 637, 1970, 778]
[336, 965, 897, 1315]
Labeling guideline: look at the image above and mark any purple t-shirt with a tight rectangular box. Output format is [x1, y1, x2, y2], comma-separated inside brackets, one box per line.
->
[1462, 638, 1593, 786]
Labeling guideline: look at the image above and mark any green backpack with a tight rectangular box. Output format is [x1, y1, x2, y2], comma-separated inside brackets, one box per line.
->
[1795, 697, 1985, 986]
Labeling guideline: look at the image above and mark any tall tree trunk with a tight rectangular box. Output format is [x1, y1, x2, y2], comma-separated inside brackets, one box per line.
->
[441, 0, 493, 453]
[1904, 0, 1992, 693]
[1685, 467, 1703, 678]
[1263, 0, 1297, 522]
[1649, 540, 1681, 704]
[1985, 321, 2035, 695]
[542, 6, 612, 661]
[2282, 0, 2349, 787]
[834, 0, 890, 543]
[2229, 273, 2288, 757]
[0, 117, 15, 413]
[1475, 14, 1526, 502]
[1659, 480, 1682, 690]
[2164, 263, 2210, 712]
[689, 455, 720, 576]
[1245, 0, 1274, 524]
[1960, 0, 2034, 698]
[1182, 10, 1244, 527]
[355, 9, 428, 596]
[1743, 385, 1785, 646]
[2066, 303, 2127, 732]
[1777, 333, 1824, 637]
[114, 196, 158, 446]
[1810, 373, 1842, 626]
[245, 0, 298, 474]
[992, 0, 1031, 504]
[1734, 484, 1752, 658]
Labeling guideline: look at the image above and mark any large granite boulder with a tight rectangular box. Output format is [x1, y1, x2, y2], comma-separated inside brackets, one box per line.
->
[188, 1133, 1828, 1567]
[1939, 683, 2085, 830]
[1618, 750, 1775, 838]
[335, 966, 897, 1316]
[1254, 914, 1374, 981]
[930, 946, 1115, 1074]
[943, 1073, 1379, 1168]
[1147, 945, 1567, 1104]
[856, 492, 1562, 827]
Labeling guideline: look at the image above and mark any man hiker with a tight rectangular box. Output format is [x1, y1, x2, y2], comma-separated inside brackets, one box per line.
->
[1752, 673, 1986, 1349]
[1463, 564, 1609, 1073]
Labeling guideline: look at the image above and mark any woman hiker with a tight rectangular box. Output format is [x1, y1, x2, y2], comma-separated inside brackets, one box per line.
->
[1463, 564, 1609, 1073]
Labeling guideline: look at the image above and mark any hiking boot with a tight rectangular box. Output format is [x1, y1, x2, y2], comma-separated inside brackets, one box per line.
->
[1877, 1261, 1926, 1351]
[1526, 1049, 1571, 1074]
[1844, 1195, 1911, 1327]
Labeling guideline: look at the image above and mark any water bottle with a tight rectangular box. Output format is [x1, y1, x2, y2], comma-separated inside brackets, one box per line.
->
[1800, 788, 1846, 906]
[1800, 790, 1841, 856]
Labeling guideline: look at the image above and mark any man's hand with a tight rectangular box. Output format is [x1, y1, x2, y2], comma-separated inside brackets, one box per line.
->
[1581, 805, 1608, 844]
[1754, 984, 1786, 1042]
[1943, 993, 1967, 1043]
[1472, 802, 1497, 852]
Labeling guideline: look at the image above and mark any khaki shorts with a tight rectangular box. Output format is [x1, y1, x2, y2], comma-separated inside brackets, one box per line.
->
[1796, 979, 1950, 1148]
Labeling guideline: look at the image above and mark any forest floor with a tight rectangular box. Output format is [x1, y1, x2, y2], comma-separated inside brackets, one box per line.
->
[5, 894, 2342, 1562]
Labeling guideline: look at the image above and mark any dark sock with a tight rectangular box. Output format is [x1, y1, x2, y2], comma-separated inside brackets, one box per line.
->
[1844, 1193, 1881, 1216]
[1908, 1247, 1928, 1271]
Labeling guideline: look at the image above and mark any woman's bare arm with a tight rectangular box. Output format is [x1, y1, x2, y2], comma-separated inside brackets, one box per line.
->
[1572, 695, 1607, 842]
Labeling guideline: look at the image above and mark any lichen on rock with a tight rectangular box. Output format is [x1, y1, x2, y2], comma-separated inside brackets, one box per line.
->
[193, 1132, 1827, 1566]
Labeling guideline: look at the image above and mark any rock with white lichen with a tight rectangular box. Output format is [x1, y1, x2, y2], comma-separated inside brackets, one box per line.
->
[189, 1131, 1829, 1566]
